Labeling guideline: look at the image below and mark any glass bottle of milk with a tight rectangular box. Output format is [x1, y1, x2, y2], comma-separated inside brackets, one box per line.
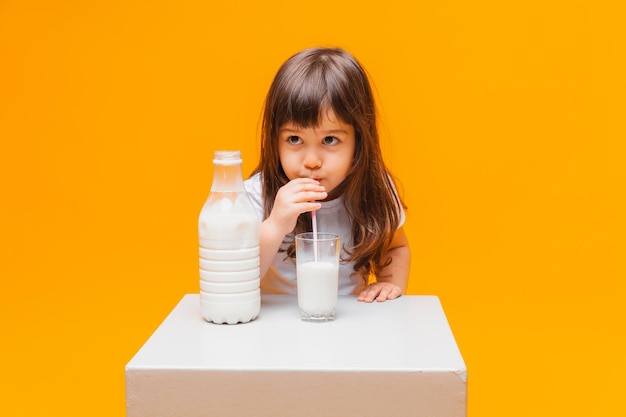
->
[198, 150, 260, 324]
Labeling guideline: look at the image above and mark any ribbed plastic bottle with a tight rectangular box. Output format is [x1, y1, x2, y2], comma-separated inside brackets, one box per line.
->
[198, 150, 260, 324]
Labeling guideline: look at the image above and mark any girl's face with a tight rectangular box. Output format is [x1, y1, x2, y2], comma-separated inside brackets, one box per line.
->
[278, 108, 355, 195]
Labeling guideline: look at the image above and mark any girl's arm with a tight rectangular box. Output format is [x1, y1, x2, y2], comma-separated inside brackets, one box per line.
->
[357, 226, 411, 302]
[259, 218, 291, 278]
[259, 178, 327, 278]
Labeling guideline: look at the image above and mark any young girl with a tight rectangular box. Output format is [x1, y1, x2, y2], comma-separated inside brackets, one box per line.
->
[244, 47, 410, 302]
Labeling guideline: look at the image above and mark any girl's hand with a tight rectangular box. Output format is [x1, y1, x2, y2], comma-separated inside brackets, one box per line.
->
[267, 178, 327, 236]
[357, 282, 403, 303]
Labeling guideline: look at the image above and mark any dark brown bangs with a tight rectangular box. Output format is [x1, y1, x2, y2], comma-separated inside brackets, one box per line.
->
[273, 69, 328, 129]
[272, 55, 357, 131]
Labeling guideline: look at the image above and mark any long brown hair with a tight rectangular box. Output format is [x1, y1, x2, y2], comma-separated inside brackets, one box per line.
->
[253, 47, 405, 278]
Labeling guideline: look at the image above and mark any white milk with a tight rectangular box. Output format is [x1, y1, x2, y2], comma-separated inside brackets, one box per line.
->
[297, 261, 339, 315]
[200, 267, 260, 283]
[198, 209, 259, 246]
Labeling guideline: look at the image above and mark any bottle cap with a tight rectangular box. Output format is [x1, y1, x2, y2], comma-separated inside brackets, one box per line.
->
[213, 150, 242, 165]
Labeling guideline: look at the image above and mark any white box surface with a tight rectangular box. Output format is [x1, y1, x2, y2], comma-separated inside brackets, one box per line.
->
[126, 294, 467, 417]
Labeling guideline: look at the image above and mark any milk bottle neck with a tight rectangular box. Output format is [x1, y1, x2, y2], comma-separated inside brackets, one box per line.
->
[211, 162, 244, 192]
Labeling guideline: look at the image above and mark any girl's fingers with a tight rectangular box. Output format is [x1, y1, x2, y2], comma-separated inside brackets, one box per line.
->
[358, 283, 402, 303]
[376, 286, 401, 302]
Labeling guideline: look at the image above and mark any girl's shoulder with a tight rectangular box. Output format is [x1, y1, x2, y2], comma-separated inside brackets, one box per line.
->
[244, 173, 263, 209]
[244, 172, 262, 190]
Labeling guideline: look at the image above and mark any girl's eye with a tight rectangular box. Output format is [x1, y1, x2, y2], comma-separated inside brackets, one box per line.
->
[287, 136, 302, 145]
[323, 136, 339, 145]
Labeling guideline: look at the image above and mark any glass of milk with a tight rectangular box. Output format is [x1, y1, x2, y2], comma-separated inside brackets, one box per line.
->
[295, 233, 340, 322]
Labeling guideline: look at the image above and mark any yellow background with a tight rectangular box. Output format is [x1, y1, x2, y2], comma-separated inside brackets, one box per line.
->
[1, 1, 625, 415]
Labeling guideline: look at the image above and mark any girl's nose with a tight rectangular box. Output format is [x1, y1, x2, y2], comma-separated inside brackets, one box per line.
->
[303, 150, 322, 169]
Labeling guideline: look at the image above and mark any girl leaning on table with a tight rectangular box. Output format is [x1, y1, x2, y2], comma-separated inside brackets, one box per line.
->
[244, 46, 410, 302]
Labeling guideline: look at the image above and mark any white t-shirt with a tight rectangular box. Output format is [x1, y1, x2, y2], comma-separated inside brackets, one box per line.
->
[244, 172, 405, 295]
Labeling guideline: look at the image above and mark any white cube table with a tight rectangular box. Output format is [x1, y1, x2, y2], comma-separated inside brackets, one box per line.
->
[126, 294, 467, 417]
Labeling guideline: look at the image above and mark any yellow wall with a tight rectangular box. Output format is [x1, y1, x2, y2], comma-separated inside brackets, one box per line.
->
[1, 1, 624, 415]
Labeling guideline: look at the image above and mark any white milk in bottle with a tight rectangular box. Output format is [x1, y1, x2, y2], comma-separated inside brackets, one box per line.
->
[198, 150, 260, 324]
